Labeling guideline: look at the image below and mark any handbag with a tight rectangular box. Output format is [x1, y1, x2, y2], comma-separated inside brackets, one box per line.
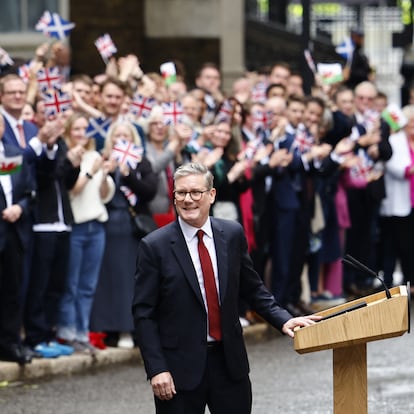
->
[129, 207, 158, 238]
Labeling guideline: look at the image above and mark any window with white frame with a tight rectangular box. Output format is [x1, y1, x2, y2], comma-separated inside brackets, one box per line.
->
[0, 0, 59, 32]
[0, 0, 68, 59]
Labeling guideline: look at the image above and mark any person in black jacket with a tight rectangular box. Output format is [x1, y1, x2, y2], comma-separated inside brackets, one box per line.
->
[0, 114, 35, 364]
[23, 119, 83, 358]
[345, 28, 373, 90]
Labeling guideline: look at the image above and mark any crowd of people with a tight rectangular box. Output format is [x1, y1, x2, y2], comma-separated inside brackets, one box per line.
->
[1, 37, 414, 366]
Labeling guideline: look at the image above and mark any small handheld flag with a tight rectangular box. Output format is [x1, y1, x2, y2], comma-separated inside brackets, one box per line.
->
[0, 155, 23, 175]
[36, 12, 75, 39]
[317, 63, 344, 85]
[160, 62, 177, 86]
[36, 67, 62, 91]
[111, 139, 143, 170]
[381, 103, 407, 131]
[162, 101, 183, 126]
[95, 34, 117, 63]
[130, 94, 156, 119]
[335, 37, 354, 65]
[42, 88, 72, 117]
[0, 47, 14, 67]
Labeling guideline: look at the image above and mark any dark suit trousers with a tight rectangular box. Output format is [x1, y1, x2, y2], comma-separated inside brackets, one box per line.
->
[24, 231, 70, 346]
[0, 225, 24, 347]
[154, 346, 252, 414]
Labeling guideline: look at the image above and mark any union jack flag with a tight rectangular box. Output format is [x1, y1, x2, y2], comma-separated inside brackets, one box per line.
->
[35, 11, 52, 32]
[18, 64, 31, 83]
[111, 139, 143, 170]
[95, 34, 117, 61]
[293, 125, 314, 154]
[42, 88, 72, 117]
[363, 109, 379, 132]
[36, 67, 62, 91]
[130, 94, 156, 118]
[0, 47, 14, 67]
[251, 81, 267, 103]
[252, 110, 272, 134]
[215, 99, 233, 124]
[39, 12, 75, 39]
[162, 101, 183, 126]
[350, 149, 374, 180]
[242, 136, 264, 160]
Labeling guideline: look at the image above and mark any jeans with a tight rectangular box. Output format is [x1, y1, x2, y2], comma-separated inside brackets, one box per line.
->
[57, 220, 105, 342]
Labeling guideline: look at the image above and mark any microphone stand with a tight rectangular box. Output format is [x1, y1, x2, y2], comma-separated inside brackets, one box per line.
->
[342, 254, 392, 299]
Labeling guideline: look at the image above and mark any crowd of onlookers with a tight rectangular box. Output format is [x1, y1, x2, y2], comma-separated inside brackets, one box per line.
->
[1, 37, 414, 366]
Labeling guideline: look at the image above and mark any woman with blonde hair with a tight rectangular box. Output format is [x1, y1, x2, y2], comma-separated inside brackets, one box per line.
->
[91, 120, 157, 348]
[56, 112, 115, 353]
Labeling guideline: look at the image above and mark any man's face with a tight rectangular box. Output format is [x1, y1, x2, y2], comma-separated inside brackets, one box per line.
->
[181, 95, 200, 122]
[304, 102, 323, 130]
[100, 83, 125, 117]
[354, 85, 376, 114]
[196, 67, 221, 94]
[73, 81, 92, 104]
[265, 98, 286, 130]
[174, 174, 216, 228]
[286, 101, 305, 128]
[211, 122, 232, 148]
[335, 90, 354, 117]
[1, 78, 27, 116]
[269, 66, 290, 86]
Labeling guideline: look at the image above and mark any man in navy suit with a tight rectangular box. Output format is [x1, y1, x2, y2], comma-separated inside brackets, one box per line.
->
[0, 74, 41, 164]
[0, 114, 35, 364]
[132, 163, 319, 414]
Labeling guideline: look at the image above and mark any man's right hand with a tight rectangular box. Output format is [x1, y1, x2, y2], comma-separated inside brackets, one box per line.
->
[150, 371, 176, 401]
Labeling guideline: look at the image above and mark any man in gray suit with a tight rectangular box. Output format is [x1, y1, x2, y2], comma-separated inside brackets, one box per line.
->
[133, 163, 319, 414]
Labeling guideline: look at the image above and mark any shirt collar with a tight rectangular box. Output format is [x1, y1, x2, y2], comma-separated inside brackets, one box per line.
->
[1, 108, 20, 128]
[178, 216, 213, 242]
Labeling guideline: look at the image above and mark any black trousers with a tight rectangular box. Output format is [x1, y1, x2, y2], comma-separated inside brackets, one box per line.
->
[0, 226, 23, 347]
[154, 346, 252, 414]
[24, 231, 70, 346]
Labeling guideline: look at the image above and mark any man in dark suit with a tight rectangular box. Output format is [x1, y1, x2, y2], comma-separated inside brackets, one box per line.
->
[132, 163, 319, 414]
[0, 74, 40, 164]
[0, 115, 35, 364]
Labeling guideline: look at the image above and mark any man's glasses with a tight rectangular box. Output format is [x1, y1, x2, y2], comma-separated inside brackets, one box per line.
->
[174, 190, 209, 201]
[3, 90, 26, 96]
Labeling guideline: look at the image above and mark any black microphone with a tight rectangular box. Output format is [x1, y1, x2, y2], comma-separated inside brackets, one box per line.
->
[342, 254, 392, 299]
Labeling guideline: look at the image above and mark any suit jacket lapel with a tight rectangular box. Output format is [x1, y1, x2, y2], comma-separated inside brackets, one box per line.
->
[211, 219, 228, 303]
[170, 221, 205, 307]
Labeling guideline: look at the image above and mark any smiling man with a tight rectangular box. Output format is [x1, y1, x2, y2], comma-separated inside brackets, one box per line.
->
[132, 162, 319, 414]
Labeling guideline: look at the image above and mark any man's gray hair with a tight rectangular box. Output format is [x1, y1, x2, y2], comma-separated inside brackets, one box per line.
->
[174, 163, 214, 190]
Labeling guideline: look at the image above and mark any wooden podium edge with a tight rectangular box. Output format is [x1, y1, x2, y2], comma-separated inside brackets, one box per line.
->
[294, 285, 410, 354]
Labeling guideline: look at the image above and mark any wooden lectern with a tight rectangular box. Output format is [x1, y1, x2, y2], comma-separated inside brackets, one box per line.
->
[294, 285, 410, 414]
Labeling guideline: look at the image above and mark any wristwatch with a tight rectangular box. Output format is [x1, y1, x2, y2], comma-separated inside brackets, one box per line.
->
[85, 172, 93, 179]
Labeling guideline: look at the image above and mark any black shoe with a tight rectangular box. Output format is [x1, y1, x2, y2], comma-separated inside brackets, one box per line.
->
[0, 343, 32, 365]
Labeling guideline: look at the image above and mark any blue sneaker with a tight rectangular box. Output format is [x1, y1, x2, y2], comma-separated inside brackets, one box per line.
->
[48, 341, 74, 356]
[34, 342, 61, 358]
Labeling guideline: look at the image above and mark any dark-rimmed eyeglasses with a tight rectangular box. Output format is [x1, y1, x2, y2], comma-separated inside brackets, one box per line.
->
[174, 190, 209, 201]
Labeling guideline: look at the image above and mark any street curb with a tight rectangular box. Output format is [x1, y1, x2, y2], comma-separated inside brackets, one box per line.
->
[0, 323, 271, 384]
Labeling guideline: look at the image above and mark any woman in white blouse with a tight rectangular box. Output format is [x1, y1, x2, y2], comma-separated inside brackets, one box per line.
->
[56, 112, 115, 353]
[380, 105, 414, 293]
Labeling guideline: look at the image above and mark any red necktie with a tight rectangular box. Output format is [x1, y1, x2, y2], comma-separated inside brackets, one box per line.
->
[197, 230, 222, 341]
[16, 124, 26, 148]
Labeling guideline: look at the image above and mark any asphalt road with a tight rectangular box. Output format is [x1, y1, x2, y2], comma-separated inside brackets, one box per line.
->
[1, 324, 413, 414]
